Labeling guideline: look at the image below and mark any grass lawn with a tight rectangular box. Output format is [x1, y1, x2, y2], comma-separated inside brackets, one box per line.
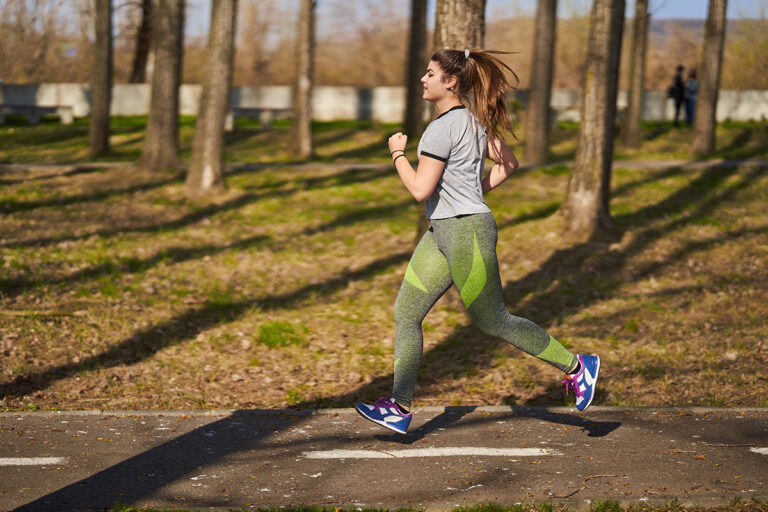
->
[0, 117, 767, 412]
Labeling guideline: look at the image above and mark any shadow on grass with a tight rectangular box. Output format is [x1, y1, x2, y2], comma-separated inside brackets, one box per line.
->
[0, 234, 271, 298]
[0, 123, 89, 151]
[322, 137, 393, 161]
[0, 165, 392, 249]
[0, 170, 185, 214]
[0, 165, 109, 186]
[0, 187, 291, 249]
[643, 122, 674, 143]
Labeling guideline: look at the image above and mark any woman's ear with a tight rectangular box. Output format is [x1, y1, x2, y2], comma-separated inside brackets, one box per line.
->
[445, 74, 458, 91]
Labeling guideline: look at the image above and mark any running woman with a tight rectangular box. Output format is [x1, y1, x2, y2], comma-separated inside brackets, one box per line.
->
[355, 49, 600, 434]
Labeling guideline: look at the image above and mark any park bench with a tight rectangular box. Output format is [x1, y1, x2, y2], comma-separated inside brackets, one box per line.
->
[224, 106, 292, 131]
[0, 104, 74, 126]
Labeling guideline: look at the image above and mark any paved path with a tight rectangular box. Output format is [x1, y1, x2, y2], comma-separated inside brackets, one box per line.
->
[1, 407, 766, 511]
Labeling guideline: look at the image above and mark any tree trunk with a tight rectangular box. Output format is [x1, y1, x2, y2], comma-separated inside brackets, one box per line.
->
[185, 0, 238, 196]
[525, 0, 557, 163]
[404, 0, 428, 139]
[561, 0, 625, 238]
[89, 0, 112, 156]
[142, 0, 184, 172]
[433, 0, 486, 50]
[290, 0, 315, 159]
[129, 0, 153, 83]
[621, 0, 649, 148]
[415, 0, 487, 242]
[692, 0, 728, 155]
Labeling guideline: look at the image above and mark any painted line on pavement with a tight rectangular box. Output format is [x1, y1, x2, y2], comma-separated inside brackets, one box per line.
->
[750, 448, 768, 455]
[0, 457, 68, 466]
[303, 447, 559, 459]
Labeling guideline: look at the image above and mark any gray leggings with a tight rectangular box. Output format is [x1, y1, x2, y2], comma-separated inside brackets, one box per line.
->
[392, 213, 576, 407]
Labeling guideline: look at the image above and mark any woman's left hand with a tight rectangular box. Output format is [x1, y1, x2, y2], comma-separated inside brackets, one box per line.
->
[388, 132, 407, 154]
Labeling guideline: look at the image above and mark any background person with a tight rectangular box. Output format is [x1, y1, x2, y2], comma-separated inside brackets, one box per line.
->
[684, 69, 699, 126]
[670, 64, 686, 127]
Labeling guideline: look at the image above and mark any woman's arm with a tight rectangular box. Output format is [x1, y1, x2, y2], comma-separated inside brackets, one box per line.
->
[389, 132, 445, 202]
[482, 134, 519, 195]
[395, 154, 445, 202]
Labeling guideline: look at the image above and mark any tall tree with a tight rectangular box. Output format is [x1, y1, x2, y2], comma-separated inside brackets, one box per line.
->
[404, 0, 428, 139]
[129, 0, 153, 83]
[525, 0, 558, 163]
[560, 0, 626, 238]
[185, 0, 238, 196]
[142, 0, 184, 171]
[692, 0, 728, 155]
[90, 0, 113, 156]
[415, 0, 486, 241]
[290, 0, 316, 159]
[621, 0, 649, 148]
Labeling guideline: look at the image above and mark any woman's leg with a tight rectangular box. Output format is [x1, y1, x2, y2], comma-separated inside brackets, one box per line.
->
[431, 214, 577, 373]
[392, 227, 454, 408]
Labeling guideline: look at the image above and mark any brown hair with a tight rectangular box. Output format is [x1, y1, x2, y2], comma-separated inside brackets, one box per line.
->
[430, 48, 520, 139]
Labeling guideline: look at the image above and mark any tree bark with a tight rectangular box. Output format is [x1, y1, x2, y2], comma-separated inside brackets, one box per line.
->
[692, 0, 728, 155]
[621, 0, 649, 148]
[404, 0, 428, 139]
[89, 0, 112, 156]
[142, 0, 184, 172]
[416, 0, 487, 242]
[185, 0, 238, 196]
[561, 0, 625, 238]
[433, 0, 486, 50]
[525, 0, 557, 163]
[129, 0, 153, 83]
[290, 0, 316, 159]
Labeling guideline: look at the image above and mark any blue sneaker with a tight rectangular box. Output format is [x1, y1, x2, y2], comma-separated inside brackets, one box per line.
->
[355, 397, 412, 434]
[562, 354, 600, 411]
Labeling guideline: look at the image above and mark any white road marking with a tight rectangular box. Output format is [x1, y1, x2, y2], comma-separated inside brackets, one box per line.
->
[750, 447, 768, 455]
[0, 457, 67, 466]
[303, 447, 559, 459]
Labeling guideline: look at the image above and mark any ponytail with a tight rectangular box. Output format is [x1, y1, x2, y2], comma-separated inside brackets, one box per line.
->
[431, 48, 519, 139]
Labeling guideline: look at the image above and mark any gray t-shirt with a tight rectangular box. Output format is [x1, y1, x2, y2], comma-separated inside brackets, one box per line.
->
[417, 105, 490, 220]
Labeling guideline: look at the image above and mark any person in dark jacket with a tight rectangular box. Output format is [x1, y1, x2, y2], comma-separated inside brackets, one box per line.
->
[671, 65, 686, 127]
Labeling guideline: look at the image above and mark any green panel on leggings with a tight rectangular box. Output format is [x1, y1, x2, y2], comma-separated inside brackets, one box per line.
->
[404, 263, 428, 293]
[459, 234, 487, 308]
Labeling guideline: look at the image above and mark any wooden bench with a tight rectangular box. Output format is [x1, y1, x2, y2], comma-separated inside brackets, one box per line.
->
[0, 104, 74, 125]
[225, 107, 292, 131]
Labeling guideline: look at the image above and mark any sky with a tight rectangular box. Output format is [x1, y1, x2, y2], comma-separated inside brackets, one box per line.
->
[183, 0, 767, 39]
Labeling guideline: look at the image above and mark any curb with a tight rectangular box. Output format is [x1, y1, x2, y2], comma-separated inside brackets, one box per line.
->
[2, 405, 766, 418]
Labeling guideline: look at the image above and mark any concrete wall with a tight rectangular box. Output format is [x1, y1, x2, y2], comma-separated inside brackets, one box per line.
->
[2, 82, 768, 123]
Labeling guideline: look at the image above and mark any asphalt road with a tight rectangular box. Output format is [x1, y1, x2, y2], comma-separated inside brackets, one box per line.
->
[1, 406, 767, 512]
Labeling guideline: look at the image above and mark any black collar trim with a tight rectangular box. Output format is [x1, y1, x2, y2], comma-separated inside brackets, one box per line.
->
[436, 104, 466, 120]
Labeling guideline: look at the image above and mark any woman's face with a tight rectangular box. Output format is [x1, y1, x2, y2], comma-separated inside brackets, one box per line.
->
[421, 60, 455, 103]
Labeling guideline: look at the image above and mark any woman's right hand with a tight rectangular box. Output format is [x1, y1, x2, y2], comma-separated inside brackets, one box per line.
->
[388, 132, 408, 154]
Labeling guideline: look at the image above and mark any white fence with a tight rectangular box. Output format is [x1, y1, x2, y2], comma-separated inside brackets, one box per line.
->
[1, 83, 767, 123]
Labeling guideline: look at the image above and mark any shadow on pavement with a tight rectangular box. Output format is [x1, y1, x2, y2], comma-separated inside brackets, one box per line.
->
[512, 406, 621, 438]
[12, 410, 313, 512]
